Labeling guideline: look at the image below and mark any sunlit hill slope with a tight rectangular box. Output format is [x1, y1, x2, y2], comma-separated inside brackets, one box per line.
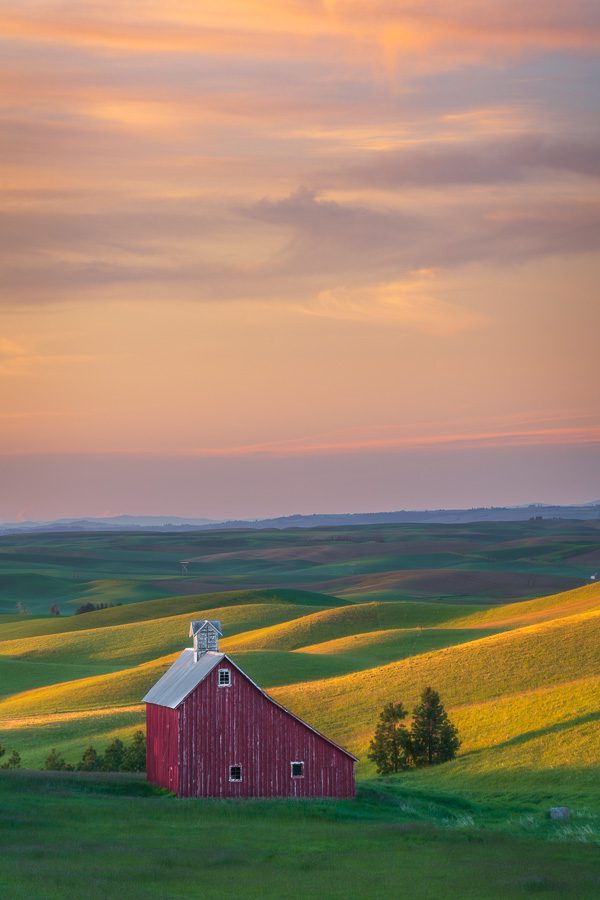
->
[0, 572, 599, 806]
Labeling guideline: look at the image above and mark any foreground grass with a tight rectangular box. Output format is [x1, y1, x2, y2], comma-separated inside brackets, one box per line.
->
[1, 771, 599, 899]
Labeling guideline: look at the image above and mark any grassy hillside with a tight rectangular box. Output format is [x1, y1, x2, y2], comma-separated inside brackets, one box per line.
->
[0, 601, 335, 668]
[298, 627, 499, 663]
[452, 581, 600, 629]
[272, 607, 600, 750]
[0, 588, 344, 641]
[221, 600, 479, 652]
[2, 586, 599, 799]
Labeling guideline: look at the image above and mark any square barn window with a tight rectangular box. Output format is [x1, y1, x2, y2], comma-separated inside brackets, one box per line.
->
[291, 761, 304, 778]
[218, 668, 231, 687]
[229, 765, 242, 782]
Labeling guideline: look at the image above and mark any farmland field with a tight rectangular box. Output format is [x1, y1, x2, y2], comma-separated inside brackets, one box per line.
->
[1, 520, 600, 898]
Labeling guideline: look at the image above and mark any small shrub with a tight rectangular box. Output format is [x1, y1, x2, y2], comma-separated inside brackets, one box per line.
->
[1, 750, 22, 770]
[44, 748, 73, 771]
[77, 746, 102, 771]
[122, 731, 146, 772]
[102, 738, 126, 772]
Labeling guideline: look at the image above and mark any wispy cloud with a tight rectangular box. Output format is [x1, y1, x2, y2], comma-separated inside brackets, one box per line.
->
[10, 425, 595, 459]
[301, 279, 485, 334]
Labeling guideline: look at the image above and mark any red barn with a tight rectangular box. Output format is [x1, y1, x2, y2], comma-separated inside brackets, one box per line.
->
[143, 619, 356, 798]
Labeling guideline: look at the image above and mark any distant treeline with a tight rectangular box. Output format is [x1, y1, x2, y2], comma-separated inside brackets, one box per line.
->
[75, 601, 121, 615]
[45, 731, 145, 772]
[15, 601, 123, 617]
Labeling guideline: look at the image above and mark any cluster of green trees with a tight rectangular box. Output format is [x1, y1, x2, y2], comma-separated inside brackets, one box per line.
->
[368, 687, 460, 774]
[45, 731, 146, 772]
[0, 744, 21, 769]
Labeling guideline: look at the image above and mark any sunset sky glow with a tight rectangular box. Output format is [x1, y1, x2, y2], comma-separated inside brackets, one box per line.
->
[1, 1, 599, 520]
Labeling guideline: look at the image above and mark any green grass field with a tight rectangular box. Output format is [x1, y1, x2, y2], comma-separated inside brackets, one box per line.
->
[1, 523, 599, 897]
[2, 771, 600, 899]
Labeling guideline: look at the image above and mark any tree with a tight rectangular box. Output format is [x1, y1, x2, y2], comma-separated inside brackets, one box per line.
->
[1, 750, 21, 769]
[102, 738, 125, 771]
[367, 702, 412, 774]
[122, 731, 146, 772]
[0, 744, 5, 762]
[410, 687, 460, 767]
[77, 746, 101, 771]
[49, 604, 61, 616]
[44, 748, 73, 771]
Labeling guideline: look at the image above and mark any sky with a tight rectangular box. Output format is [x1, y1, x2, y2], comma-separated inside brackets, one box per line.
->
[1, 1, 599, 521]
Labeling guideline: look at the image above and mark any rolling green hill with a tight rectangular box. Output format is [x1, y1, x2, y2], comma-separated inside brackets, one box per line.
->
[451, 581, 600, 629]
[0, 601, 336, 668]
[220, 600, 479, 652]
[0, 587, 345, 641]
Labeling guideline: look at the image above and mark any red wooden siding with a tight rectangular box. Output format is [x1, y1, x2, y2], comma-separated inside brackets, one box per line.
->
[146, 703, 179, 793]
[176, 659, 355, 798]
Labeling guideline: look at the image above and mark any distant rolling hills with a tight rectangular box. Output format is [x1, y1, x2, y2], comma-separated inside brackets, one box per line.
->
[1, 501, 599, 536]
[0, 519, 598, 617]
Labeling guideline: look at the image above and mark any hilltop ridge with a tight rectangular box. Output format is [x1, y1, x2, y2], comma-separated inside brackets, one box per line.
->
[1, 501, 598, 535]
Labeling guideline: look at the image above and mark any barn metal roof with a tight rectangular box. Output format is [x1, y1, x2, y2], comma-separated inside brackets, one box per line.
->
[142, 649, 224, 708]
